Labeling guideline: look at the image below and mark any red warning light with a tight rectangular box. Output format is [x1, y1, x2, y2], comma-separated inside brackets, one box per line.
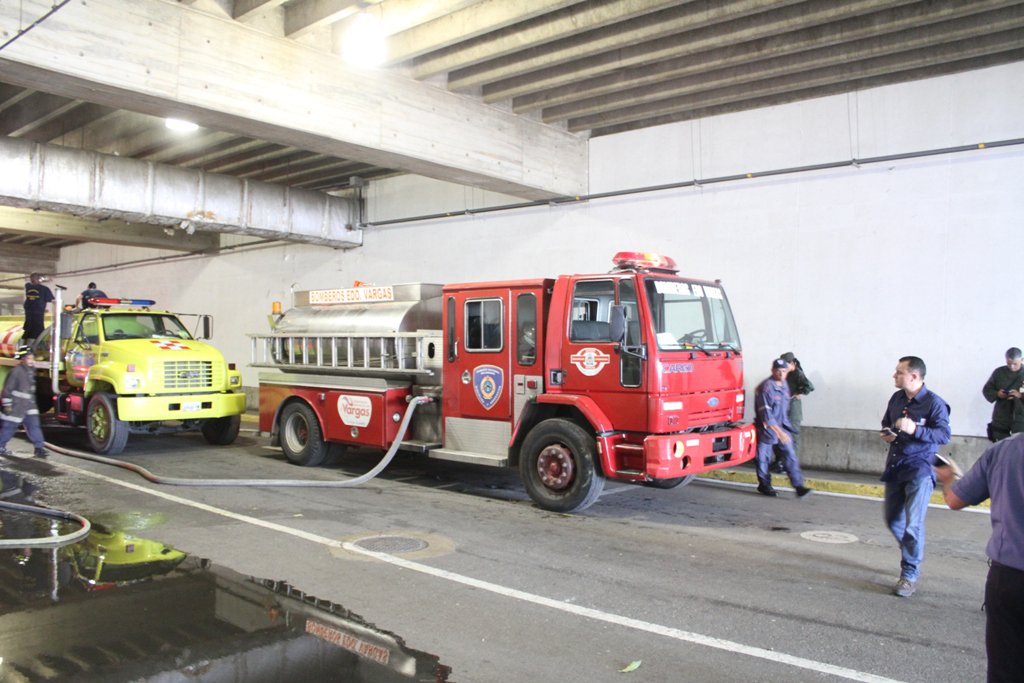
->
[611, 251, 678, 273]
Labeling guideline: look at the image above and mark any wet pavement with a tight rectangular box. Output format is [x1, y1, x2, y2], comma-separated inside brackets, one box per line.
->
[0, 469, 451, 682]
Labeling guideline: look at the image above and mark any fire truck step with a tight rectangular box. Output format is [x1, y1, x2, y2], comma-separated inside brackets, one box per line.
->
[427, 449, 508, 467]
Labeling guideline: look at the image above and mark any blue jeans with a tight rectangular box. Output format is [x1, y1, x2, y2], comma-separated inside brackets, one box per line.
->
[756, 438, 804, 488]
[883, 475, 934, 582]
[0, 413, 46, 450]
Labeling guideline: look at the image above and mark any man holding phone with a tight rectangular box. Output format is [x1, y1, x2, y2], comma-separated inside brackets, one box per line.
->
[879, 355, 951, 598]
[935, 437, 1024, 683]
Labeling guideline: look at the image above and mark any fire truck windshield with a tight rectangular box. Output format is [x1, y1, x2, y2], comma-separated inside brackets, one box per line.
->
[643, 279, 741, 352]
[101, 313, 193, 341]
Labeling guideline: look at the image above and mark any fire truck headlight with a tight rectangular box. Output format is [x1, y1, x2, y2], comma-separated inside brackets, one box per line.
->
[124, 377, 141, 390]
[673, 441, 685, 459]
[230, 376, 240, 386]
[392, 412, 401, 423]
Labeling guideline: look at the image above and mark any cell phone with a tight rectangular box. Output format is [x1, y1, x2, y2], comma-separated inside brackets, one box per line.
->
[933, 453, 952, 468]
[882, 427, 897, 436]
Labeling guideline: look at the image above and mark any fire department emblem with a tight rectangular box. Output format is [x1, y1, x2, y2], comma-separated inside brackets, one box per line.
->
[150, 340, 191, 351]
[570, 347, 611, 376]
[473, 365, 503, 411]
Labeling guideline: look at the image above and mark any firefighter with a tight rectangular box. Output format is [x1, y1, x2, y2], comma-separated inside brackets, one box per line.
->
[22, 273, 54, 345]
[0, 347, 49, 458]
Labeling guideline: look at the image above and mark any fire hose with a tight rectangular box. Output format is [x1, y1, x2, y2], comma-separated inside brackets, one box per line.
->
[41, 395, 432, 488]
[0, 397, 430, 548]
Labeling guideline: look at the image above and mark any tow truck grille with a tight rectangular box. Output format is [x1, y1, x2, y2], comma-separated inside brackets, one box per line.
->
[162, 360, 217, 389]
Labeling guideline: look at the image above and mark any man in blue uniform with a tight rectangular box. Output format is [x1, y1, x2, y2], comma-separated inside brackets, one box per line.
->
[0, 347, 48, 458]
[22, 272, 54, 344]
[754, 358, 812, 498]
[936, 435, 1024, 683]
[879, 355, 950, 598]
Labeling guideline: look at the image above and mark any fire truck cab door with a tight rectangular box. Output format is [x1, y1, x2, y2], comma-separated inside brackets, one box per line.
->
[443, 289, 512, 423]
[559, 276, 647, 432]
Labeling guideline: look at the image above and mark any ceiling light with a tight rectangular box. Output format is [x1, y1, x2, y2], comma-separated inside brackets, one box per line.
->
[165, 118, 199, 133]
[341, 12, 386, 68]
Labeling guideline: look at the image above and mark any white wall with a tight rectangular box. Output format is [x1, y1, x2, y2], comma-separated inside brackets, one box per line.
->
[57, 62, 1024, 437]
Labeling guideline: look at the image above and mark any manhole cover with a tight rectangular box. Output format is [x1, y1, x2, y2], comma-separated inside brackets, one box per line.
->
[799, 530, 859, 544]
[353, 536, 429, 554]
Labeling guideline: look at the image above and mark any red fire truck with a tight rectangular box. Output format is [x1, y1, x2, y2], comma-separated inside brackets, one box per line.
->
[251, 252, 756, 512]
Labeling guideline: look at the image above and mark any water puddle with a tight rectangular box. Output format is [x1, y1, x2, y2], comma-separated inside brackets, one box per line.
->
[0, 471, 453, 682]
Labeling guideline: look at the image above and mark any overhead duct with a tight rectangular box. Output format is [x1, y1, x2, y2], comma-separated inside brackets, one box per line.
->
[0, 137, 362, 249]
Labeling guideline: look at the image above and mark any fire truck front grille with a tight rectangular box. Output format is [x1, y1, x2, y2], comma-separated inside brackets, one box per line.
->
[162, 361, 218, 389]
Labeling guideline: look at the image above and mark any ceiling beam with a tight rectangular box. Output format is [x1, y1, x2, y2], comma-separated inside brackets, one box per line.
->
[0, 207, 219, 252]
[543, 5, 1024, 123]
[512, 0, 1021, 114]
[0, 0, 585, 200]
[387, 0, 579, 65]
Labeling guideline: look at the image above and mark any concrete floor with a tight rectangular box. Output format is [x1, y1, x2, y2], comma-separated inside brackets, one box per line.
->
[0, 422, 994, 682]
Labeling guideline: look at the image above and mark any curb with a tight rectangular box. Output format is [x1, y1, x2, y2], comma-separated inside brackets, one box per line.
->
[696, 468, 989, 508]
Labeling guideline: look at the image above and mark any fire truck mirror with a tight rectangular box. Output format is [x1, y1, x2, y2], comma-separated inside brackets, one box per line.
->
[609, 305, 627, 344]
[200, 315, 213, 340]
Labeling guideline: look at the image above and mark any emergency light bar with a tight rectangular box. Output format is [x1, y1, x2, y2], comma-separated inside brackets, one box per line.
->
[87, 298, 157, 306]
[612, 251, 678, 273]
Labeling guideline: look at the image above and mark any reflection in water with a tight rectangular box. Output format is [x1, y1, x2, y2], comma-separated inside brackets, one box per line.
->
[0, 474, 453, 682]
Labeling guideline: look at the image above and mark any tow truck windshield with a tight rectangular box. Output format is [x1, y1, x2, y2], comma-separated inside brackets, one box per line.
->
[101, 313, 193, 341]
[644, 279, 741, 352]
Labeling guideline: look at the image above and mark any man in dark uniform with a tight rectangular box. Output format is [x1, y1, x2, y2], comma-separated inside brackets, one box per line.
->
[77, 282, 107, 307]
[22, 273, 54, 345]
[0, 347, 48, 458]
[982, 347, 1024, 442]
[754, 358, 813, 498]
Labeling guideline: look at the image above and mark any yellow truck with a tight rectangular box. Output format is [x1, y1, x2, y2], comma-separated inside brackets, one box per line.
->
[0, 295, 245, 454]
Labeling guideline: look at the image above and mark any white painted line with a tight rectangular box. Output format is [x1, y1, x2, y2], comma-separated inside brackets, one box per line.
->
[58, 461, 906, 683]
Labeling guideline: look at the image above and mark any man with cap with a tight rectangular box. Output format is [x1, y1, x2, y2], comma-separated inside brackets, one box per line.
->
[0, 347, 49, 458]
[754, 358, 813, 498]
[22, 273, 54, 345]
[771, 351, 815, 473]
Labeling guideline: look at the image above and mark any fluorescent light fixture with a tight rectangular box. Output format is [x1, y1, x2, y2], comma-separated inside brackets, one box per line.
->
[342, 12, 386, 67]
[165, 118, 199, 133]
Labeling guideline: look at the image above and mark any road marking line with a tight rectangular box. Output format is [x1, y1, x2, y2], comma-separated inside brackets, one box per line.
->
[60, 462, 905, 683]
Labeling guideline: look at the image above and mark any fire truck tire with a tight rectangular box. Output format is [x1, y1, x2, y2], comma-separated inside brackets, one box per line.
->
[279, 403, 328, 467]
[202, 415, 241, 445]
[520, 418, 605, 513]
[643, 474, 696, 489]
[87, 392, 129, 455]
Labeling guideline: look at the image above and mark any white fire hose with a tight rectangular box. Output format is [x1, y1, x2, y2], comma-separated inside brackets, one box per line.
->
[40, 395, 433, 488]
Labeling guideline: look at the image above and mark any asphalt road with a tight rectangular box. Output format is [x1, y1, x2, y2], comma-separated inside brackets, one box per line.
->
[2, 424, 993, 682]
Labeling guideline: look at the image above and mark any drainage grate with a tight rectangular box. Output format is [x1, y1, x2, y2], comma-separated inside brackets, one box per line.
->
[353, 536, 429, 554]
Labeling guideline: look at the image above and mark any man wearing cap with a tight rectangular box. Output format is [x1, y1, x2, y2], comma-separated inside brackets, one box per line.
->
[0, 347, 48, 458]
[771, 351, 815, 473]
[754, 358, 813, 498]
[23, 273, 54, 345]
[879, 355, 950, 598]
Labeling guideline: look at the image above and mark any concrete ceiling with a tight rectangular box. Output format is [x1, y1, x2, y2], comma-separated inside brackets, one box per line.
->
[1, 0, 1023, 290]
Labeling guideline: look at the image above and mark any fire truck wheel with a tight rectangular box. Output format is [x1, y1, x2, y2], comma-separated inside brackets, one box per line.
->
[202, 415, 241, 445]
[279, 402, 328, 467]
[643, 474, 696, 489]
[520, 418, 606, 513]
[87, 392, 129, 455]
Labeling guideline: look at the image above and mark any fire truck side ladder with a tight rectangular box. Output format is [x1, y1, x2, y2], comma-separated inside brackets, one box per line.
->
[248, 332, 440, 378]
